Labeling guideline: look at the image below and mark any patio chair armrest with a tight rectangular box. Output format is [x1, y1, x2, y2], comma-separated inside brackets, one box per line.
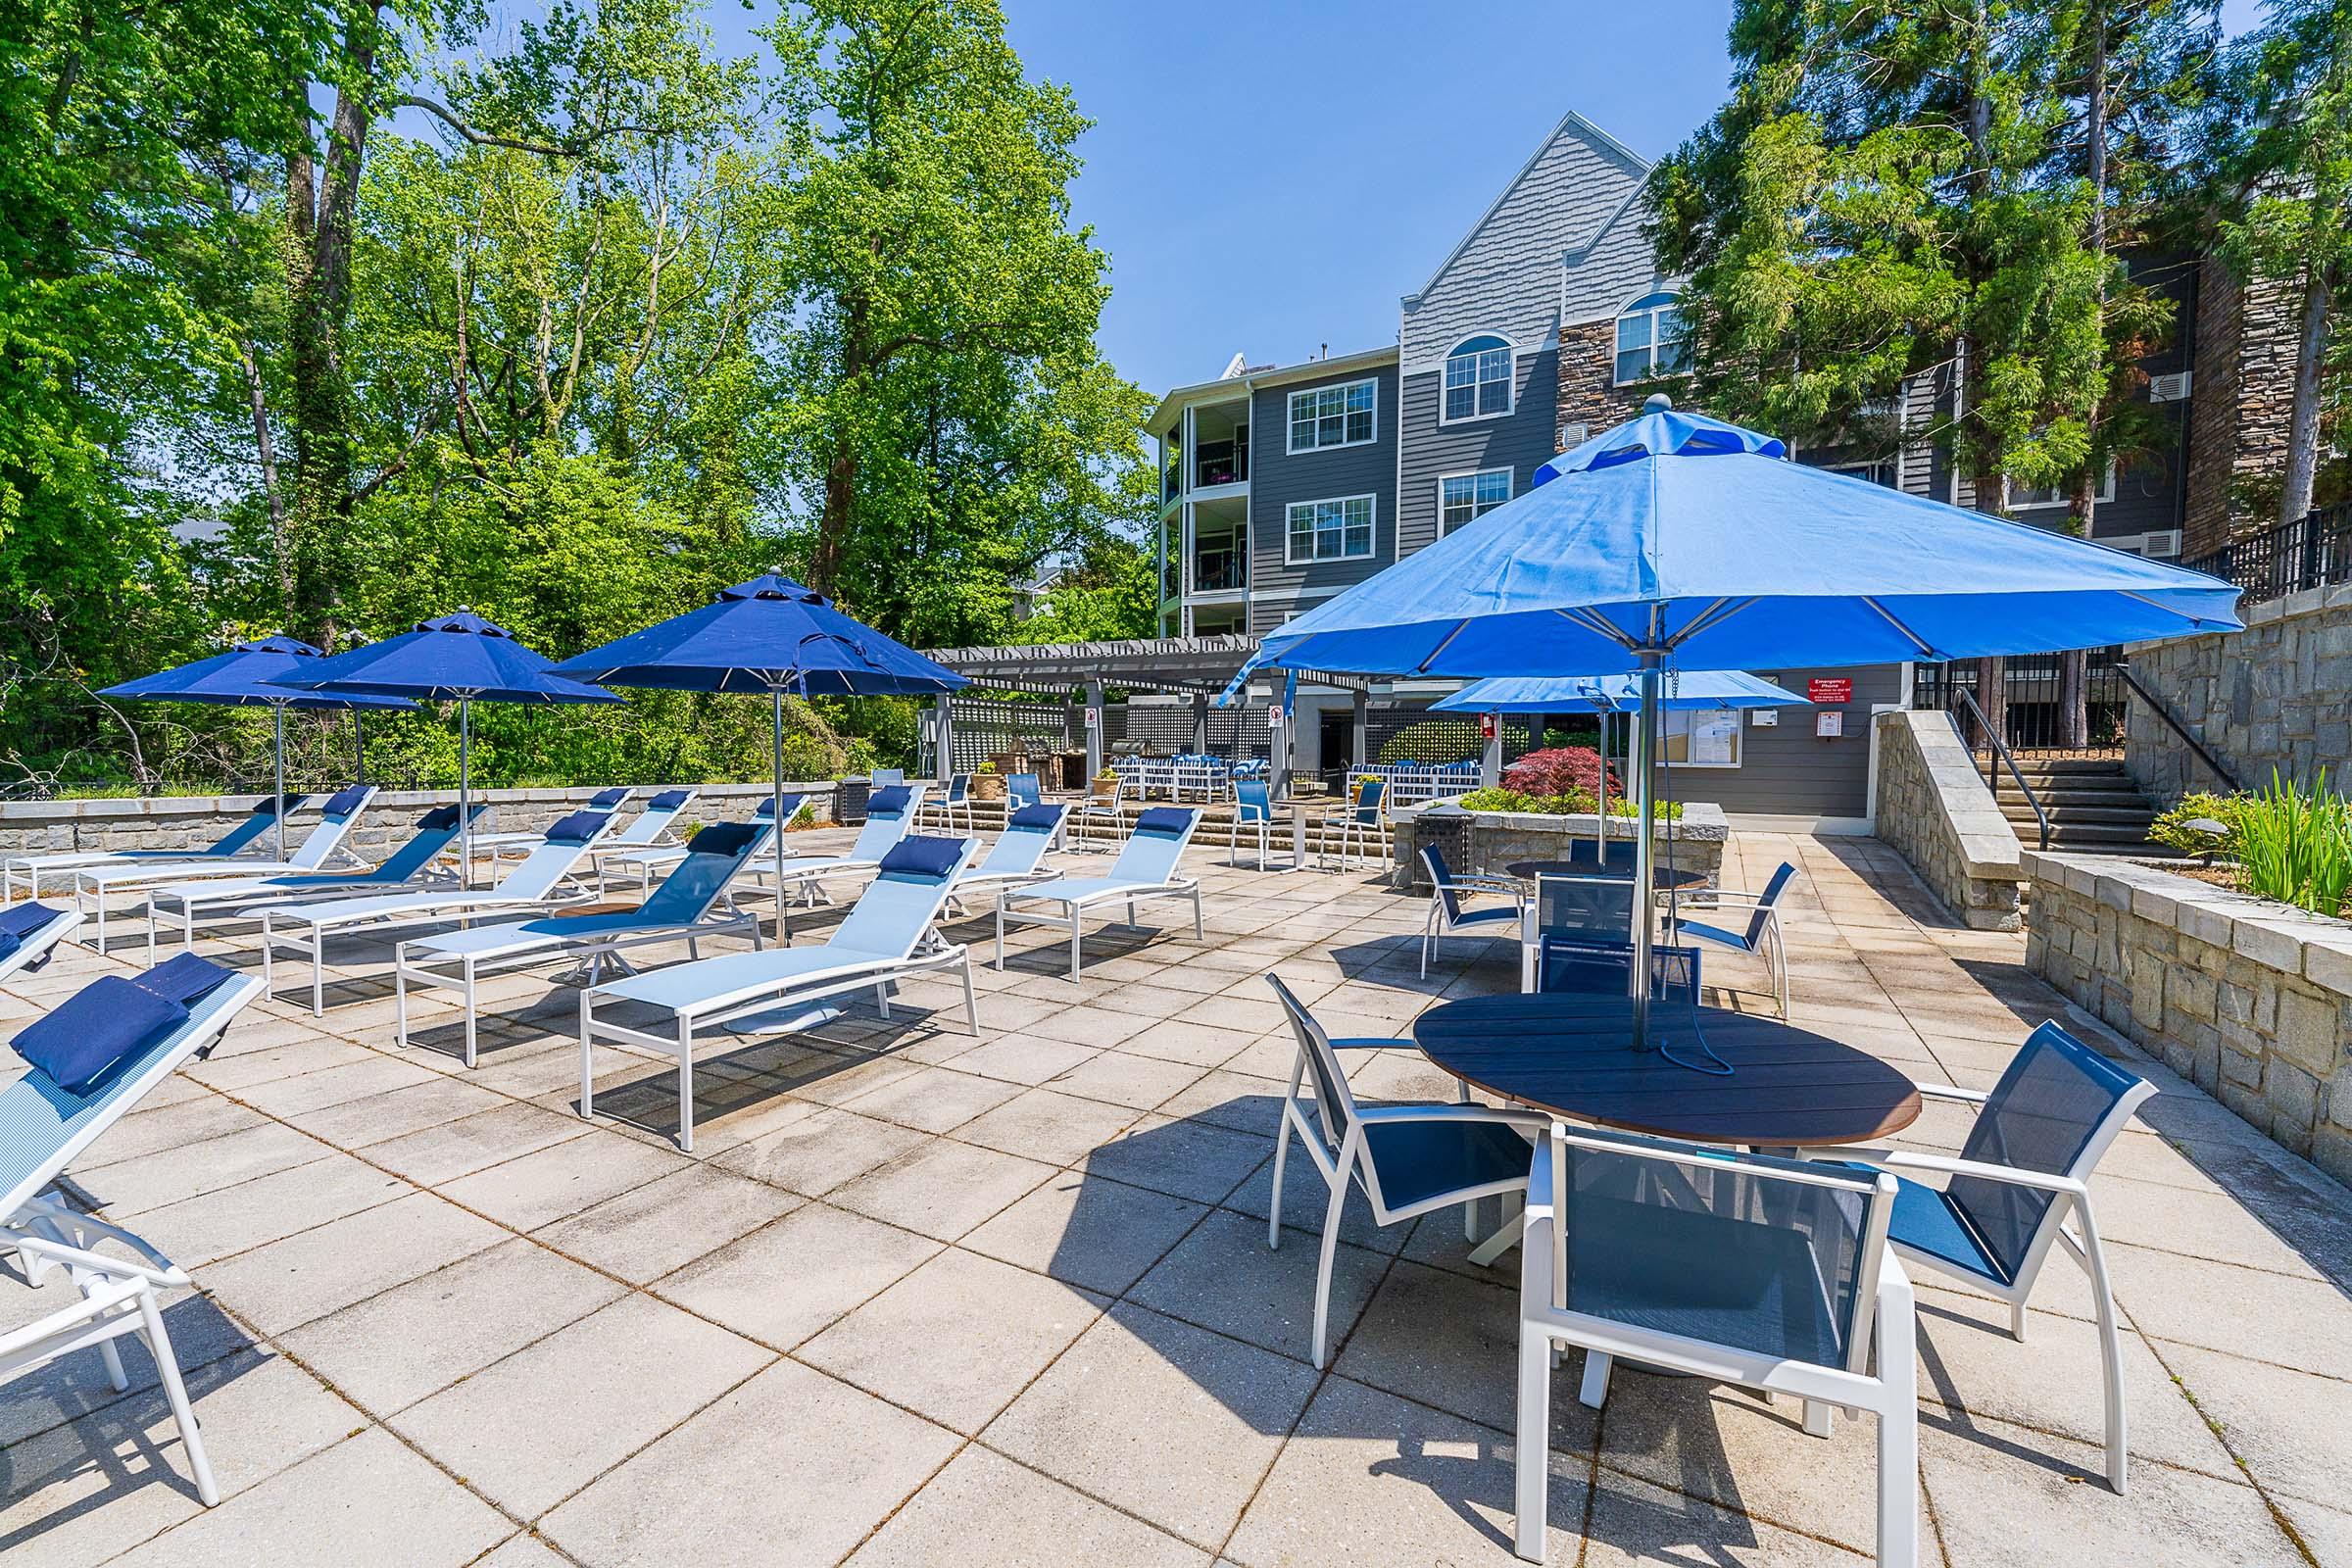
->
[1441, 875, 1525, 898]
[1352, 1103, 1549, 1132]
[1327, 1036, 1412, 1051]
[1828, 1149, 2088, 1196]
[10, 1198, 187, 1285]
[1914, 1082, 1992, 1104]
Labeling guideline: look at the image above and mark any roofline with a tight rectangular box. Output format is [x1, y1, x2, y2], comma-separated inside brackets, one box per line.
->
[1400, 107, 1651, 310]
[1147, 343, 1400, 435]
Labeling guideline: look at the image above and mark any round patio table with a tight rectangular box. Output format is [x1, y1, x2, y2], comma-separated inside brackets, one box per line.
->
[1505, 858, 1708, 890]
[1411, 993, 1921, 1147]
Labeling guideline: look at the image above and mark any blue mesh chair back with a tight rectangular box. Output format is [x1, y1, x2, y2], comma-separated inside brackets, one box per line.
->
[374, 806, 489, 882]
[831, 835, 969, 956]
[1946, 1021, 2143, 1282]
[847, 798, 919, 861]
[1741, 862, 1797, 948]
[1352, 776, 1386, 821]
[871, 768, 906, 786]
[976, 807, 1061, 876]
[634, 823, 768, 925]
[609, 791, 694, 846]
[203, 803, 291, 858]
[945, 774, 970, 804]
[1538, 936, 1700, 1002]
[1112, 808, 1199, 884]
[1420, 844, 1464, 924]
[1006, 772, 1043, 809]
[1236, 780, 1271, 823]
[1536, 873, 1635, 942]
[1267, 973, 1356, 1158]
[1550, 1128, 1889, 1373]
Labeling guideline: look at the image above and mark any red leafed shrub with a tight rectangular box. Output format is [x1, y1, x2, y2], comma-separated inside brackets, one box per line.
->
[1502, 746, 1619, 802]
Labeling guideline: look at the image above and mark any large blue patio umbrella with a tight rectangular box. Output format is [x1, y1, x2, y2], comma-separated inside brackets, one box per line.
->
[549, 573, 969, 908]
[269, 611, 621, 886]
[1234, 402, 2244, 1047]
[1434, 672, 1810, 866]
[101, 635, 418, 858]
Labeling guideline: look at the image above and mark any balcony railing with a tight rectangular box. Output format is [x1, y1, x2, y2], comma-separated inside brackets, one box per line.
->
[1191, 548, 1246, 594]
[2182, 503, 2352, 603]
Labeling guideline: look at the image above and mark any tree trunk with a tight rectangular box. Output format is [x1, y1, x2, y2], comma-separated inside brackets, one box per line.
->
[2279, 261, 2335, 526]
[808, 295, 871, 599]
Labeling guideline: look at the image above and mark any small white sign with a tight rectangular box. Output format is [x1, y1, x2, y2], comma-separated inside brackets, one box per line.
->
[1750, 709, 1779, 727]
[1270, 707, 1285, 729]
[1816, 710, 1843, 738]
[1083, 707, 1098, 729]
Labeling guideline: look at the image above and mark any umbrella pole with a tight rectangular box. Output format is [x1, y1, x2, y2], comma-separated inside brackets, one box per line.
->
[354, 710, 366, 783]
[772, 684, 789, 942]
[1631, 660, 1661, 1052]
[1595, 711, 1609, 868]
[460, 699, 472, 893]
[273, 704, 287, 858]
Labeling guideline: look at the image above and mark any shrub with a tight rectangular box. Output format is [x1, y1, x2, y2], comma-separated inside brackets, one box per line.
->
[1502, 746, 1619, 802]
[2232, 770, 2352, 917]
[1455, 785, 1678, 820]
[1375, 717, 1485, 766]
[2148, 792, 2243, 856]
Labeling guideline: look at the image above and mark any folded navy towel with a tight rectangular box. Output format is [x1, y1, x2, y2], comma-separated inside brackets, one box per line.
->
[1007, 805, 1063, 831]
[1134, 808, 1197, 836]
[322, 785, 370, 816]
[135, 952, 236, 1005]
[544, 810, 609, 845]
[879, 836, 964, 879]
[588, 788, 629, 808]
[14, 978, 185, 1093]
[649, 789, 691, 810]
[866, 786, 913, 817]
[686, 822, 762, 859]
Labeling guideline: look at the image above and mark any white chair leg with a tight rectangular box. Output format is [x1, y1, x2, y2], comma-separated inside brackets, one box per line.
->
[2076, 1205, 2130, 1493]
[98, 1334, 128, 1392]
[1267, 1115, 1292, 1249]
[1068, 910, 1082, 980]
[395, 960, 411, 1050]
[1311, 1171, 1348, 1369]
[578, 992, 596, 1122]
[1877, 1280, 1921, 1567]
[137, 1286, 220, 1506]
[462, 957, 478, 1067]
[1804, 1400, 1835, 1438]
[961, 958, 979, 1034]
[675, 1019, 696, 1154]
[2010, 1300, 2029, 1342]
[1513, 1327, 1553, 1562]
[1578, 1349, 1612, 1408]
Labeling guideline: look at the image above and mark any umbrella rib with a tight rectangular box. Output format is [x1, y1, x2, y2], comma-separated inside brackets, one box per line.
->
[1411, 620, 1474, 675]
[1858, 598, 1951, 661]
[1553, 607, 1640, 649]
[1661, 597, 1755, 651]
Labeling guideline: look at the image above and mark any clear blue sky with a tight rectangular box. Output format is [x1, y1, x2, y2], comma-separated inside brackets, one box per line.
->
[586, 0, 2273, 400]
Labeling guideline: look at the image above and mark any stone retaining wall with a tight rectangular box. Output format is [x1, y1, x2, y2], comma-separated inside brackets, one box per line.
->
[1871, 710, 2025, 931]
[2125, 583, 2352, 803]
[0, 782, 835, 862]
[2024, 849, 2352, 1182]
[1389, 801, 1729, 890]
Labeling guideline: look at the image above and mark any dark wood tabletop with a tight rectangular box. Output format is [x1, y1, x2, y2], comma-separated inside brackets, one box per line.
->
[1505, 858, 1709, 889]
[1412, 993, 1921, 1147]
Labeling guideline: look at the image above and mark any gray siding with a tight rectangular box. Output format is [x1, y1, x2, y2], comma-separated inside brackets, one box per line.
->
[1396, 347, 1561, 558]
[1249, 364, 1400, 607]
[1651, 662, 1907, 819]
[1559, 200, 1668, 328]
[1401, 114, 1647, 366]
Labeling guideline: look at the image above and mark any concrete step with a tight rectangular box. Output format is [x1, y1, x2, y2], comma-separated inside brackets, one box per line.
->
[1999, 802, 2159, 826]
[1997, 785, 2152, 808]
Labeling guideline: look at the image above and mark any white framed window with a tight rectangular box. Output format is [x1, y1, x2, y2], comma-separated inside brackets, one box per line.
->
[1660, 707, 1741, 767]
[2006, 464, 2116, 511]
[1442, 335, 1513, 422]
[1825, 458, 1897, 488]
[1286, 494, 1376, 564]
[1439, 467, 1512, 533]
[1287, 378, 1377, 453]
[1613, 290, 1689, 384]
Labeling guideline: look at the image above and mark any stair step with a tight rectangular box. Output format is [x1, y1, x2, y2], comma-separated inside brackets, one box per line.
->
[2001, 803, 2158, 825]
[1997, 786, 2151, 807]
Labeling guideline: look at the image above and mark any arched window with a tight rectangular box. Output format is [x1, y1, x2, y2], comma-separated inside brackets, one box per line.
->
[1613, 292, 1689, 383]
[1443, 334, 1513, 421]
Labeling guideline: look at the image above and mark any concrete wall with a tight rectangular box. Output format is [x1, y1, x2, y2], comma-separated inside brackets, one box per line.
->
[2025, 849, 2352, 1184]
[0, 783, 832, 861]
[1871, 710, 2025, 931]
[1389, 800, 1729, 890]
[2124, 584, 2352, 803]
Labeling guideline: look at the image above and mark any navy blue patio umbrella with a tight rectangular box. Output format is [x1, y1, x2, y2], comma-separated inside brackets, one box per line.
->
[1230, 401, 2245, 1048]
[102, 635, 418, 858]
[269, 611, 621, 886]
[549, 573, 969, 908]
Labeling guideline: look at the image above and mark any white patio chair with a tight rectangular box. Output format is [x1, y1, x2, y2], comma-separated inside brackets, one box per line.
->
[1815, 1019, 2155, 1493]
[259, 808, 617, 1015]
[1516, 1124, 1917, 1566]
[0, 904, 81, 983]
[923, 774, 976, 834]
[1667, 859, 1796, 1017]
[1, 956, 264, 1511]
[1416, 843, 1523, 975]
[1072, 770, 1129, 852]
[580, 834, 981, 1152]
[138, 805, 486, 962]
[749, 784, 928, 932]
[996, 808, 1203, 980]
[1316, 774, 1389, 870]
[1265, 974, 1544, 1367]
[1230, 780, 1275, 868]
[462, 787, 634, 860]
[395, 820, 772, 1065]
[4, 796, 291, 902]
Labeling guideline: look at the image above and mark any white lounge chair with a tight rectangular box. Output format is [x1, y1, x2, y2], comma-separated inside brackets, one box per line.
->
[460, 787, 636, 863]
[1, 955, 265, 1511]
[259, 808, 616, 1015]
[136, 805, 486, 962]
[3, 796, 295, 902]
[597, 793, 801, 894]
[942, 804, 1066, 916]
[749, 783, 928, 932]
[580, 834, 980, 1152]
[995, 807, 1203, 979]
[394, 819, 771, 1066]
[0, 904, 81, 983]
[72, 786, 380, 954]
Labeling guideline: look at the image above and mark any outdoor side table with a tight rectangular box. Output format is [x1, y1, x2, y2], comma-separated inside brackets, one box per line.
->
[1412, 993, 1921, 1148]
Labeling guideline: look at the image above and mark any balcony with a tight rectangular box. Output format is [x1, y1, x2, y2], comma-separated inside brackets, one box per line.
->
[1191, 545, 1246, 595]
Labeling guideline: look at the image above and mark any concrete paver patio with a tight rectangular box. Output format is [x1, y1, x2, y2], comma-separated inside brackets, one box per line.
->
[3, 826, 2348, 1566]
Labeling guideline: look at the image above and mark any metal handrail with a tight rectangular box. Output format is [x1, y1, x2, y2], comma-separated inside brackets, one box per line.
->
[2113, 662, 2241, 794]
[1951, 687, 2049, 851]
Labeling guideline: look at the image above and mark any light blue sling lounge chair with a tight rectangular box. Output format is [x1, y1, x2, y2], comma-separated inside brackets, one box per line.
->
[995, 806, 1203, 980]
[3, 796, 298, 902]
[0, 904, 81, 983]
[1, 955, 264, 1510]
[73, 786, 380, 954]
[260, 808, 616, 1015]
[137, 804, 487, 961]
[942, 803, 1067, 915]
[751, 784, 928, 932]
[580, 835, 979, 1152]
[461, 787, 636, 860]
[599, 793, 801, 894]
[395, 820, 770, 1066]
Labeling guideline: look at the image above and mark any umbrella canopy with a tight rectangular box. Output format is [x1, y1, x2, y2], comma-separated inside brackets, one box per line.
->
[269, 611, 620, 886]
[1237, 402, 2244, 1049]
[548, 574, 972, 697]
[103, 635, 417, 856]
[1432, 672, 1809, 712]
[550, 574, 968, 932]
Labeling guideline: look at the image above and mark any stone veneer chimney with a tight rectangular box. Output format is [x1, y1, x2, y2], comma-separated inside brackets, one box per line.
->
[2183, 258, 2305, 557]
[1555, 318, 1653, 451]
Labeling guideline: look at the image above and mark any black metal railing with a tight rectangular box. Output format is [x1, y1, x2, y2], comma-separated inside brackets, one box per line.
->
[1951, 688, 2049, 850]
[2182, 503, 2352, 602]
[1192, 548, 1246, 594]
[2112, 663, 2241, 793]
[1912, 650, 2129, 758]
